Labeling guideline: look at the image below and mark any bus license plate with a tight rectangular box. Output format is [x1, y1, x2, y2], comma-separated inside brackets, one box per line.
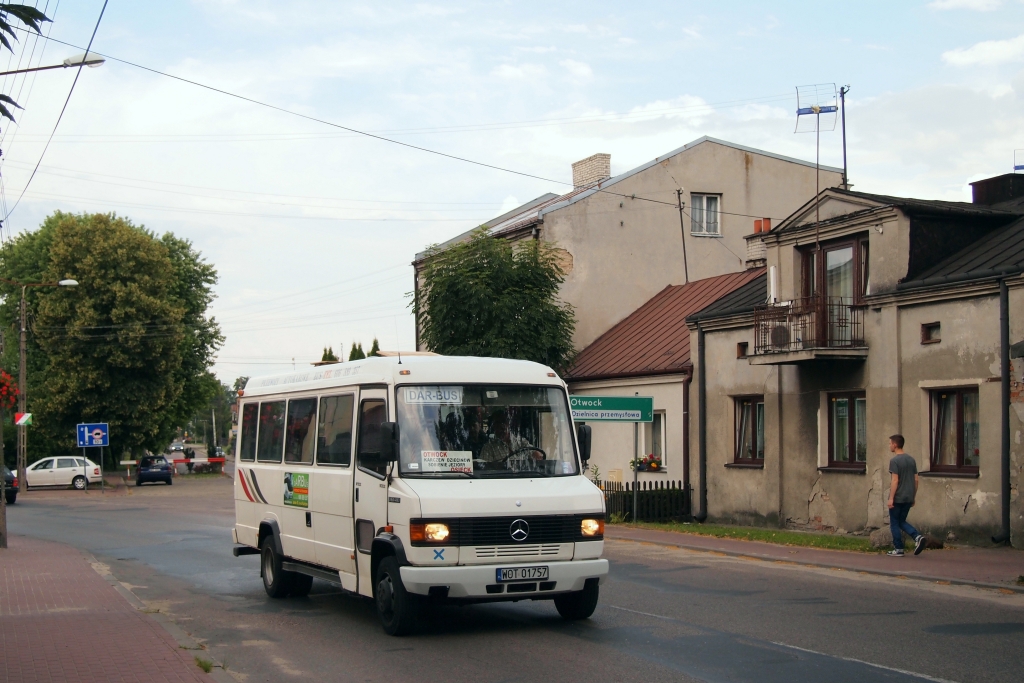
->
[496, 566, 549, 582]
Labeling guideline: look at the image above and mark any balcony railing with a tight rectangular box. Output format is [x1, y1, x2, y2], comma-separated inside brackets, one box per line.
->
[754, 297, 865, 355]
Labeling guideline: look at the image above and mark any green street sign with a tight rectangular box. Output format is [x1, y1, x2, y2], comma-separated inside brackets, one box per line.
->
[569, 395, 653, 422]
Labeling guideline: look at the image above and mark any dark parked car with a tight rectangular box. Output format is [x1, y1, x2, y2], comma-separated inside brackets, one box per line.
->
[136, 456, 173, 486]
[2, 465, 17, 504]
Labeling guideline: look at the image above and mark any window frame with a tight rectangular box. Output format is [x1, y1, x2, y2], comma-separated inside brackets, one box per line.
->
[315, 393, 356, 467]
[284, 397, 318, 465]
[827, 391, 867, 469]
[238, 402, 259, 462]
[921, 322, 941, 345]
[356, 398, 389, 479]
[800, 236, 870, 303]
[733, 395, 765, 464]
[690, 193, 722, 236]
[256, 400, 286, 463]
[642, 410, 666, 469]
[929, 387, 980, 474]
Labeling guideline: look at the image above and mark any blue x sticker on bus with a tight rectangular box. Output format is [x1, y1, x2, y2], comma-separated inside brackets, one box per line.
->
[433, 549, 444, 560]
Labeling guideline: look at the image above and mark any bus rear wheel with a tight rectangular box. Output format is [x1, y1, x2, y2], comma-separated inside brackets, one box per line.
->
[261, 539, 290, 599]
[375, 556, 418, 636]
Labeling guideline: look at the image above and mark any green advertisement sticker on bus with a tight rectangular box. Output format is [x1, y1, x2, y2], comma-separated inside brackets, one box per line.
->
[284, 472, 309, 508]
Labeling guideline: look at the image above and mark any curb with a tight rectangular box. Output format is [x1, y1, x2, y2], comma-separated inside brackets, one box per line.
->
[606, 534, 1024, 595]
[86, 553, 236, 682]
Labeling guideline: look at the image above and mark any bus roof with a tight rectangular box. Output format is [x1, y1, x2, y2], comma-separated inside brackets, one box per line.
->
[240, 355, 562, 398]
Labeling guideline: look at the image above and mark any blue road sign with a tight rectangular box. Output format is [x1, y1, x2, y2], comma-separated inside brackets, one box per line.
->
[77, 423, 109, 448]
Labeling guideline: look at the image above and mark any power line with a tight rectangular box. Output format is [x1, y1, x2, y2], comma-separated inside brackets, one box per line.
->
[4, 0, 107, 221]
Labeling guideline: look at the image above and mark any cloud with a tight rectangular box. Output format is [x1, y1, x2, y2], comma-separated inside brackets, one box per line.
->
[491, 63, 548, 80]
[942, 33, 1024, 65]
[928, 0, 1001, 10]
[560, 59, 593, 79]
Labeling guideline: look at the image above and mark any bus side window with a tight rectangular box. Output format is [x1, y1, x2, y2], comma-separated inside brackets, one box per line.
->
[239, 403, 258, 462]
[284, 398, 317, 464]
[317, 395, 354, 466]
[257, 401, 286, 463]
[357, 399, 387, 477]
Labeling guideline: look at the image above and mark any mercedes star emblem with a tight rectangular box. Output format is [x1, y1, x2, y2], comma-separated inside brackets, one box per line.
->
[509, 519, 530, 542]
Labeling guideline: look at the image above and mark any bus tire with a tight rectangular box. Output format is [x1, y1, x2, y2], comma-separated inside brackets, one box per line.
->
[289, 572, 313, 597]
[554, 582, 599, 621]
[260, 538, 290, 599]
[375, 555, 418, 636]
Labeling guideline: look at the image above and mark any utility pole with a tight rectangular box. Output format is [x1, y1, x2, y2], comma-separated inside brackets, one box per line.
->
[676, 189, 690, 284]
[211, 408, 217, 451]
[17, 287, 26, 491]
[839, 85, 851, 189]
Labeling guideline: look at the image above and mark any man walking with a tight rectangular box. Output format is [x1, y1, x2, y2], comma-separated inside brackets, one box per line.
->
[887, 434, 926, 557]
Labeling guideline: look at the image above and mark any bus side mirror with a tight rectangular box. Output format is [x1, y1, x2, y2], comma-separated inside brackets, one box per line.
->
[380, 422, 399, 462]
[576, 424, 592, 463]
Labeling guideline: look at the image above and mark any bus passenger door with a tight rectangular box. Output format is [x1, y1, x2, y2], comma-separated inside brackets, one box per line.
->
[353, 389, 389, 597]
[312, 393, 357, 588]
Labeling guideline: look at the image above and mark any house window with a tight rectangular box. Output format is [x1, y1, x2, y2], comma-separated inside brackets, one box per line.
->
[800, 236, 870, 302]
[691, 194, 720, 235]
[828, 392, 866, 467]
[642, 411, 666, 469]
[921, 322, 941, 344]
[735, 397, 765, 461]
[737, 342, 749, 358]
[930, 388, 979, 472]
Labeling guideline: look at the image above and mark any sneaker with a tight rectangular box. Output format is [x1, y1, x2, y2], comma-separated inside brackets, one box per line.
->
[914, 535, 927, 555]
[887, 549, 904, 557]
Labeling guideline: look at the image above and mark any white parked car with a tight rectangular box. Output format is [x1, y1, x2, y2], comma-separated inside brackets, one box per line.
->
[25, 457, 102, 489]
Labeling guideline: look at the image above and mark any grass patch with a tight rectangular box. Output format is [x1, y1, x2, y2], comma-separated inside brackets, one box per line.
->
[1017, 575, 1024, 586]
[194, 656, 213, 673]
[618, 521, 881, 553]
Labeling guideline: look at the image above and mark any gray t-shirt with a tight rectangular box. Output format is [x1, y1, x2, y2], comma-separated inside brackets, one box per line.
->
[889, 453, 918, 504]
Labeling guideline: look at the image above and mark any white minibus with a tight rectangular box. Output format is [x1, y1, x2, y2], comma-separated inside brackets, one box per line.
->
[232, 355, 608, 635]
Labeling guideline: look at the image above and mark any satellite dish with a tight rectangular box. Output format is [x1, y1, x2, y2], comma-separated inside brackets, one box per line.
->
[795, 83, 838, 134]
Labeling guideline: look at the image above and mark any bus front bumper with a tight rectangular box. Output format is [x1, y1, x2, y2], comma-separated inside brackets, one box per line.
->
[399, 559, 608, 599]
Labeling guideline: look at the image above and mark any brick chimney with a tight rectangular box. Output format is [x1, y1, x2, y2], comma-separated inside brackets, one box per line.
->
[571, 153, 611, 188]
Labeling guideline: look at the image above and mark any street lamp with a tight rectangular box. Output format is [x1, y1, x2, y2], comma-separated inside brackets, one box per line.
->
[0, 278, 79, 490]
[0, 52, 105, 77]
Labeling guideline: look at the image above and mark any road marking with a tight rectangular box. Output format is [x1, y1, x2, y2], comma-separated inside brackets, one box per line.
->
[607, 604, 959, 683]
[770, 641, 960, 683]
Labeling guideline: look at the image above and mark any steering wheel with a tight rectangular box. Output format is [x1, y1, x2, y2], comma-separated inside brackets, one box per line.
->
[502, 445, 547, 463]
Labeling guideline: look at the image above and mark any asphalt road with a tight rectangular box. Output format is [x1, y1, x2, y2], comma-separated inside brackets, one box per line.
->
[8, 477, 1024, 683]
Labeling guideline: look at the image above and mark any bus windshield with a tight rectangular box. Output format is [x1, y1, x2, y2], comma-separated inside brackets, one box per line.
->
[396, 384, 578, 478]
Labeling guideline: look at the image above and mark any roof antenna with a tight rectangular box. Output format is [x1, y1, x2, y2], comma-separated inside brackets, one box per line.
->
[795, 83, 838, 252]
[393, 315, 402, 364]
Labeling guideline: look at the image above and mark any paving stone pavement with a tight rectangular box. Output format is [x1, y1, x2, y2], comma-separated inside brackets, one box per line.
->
[0, 535, 215, 683]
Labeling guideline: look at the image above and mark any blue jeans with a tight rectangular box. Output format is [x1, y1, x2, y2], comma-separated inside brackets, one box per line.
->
[889, 502, 919, 550]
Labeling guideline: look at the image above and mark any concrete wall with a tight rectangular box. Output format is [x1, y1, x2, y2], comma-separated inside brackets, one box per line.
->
[545, 141, 842, 349]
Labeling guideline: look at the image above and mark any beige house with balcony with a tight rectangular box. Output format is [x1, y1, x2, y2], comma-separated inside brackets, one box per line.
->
[686, 173, 1024, 545]
[414, 136, 843, 351]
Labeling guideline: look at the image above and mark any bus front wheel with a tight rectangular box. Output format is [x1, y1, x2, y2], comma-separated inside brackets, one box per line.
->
[554, 581, 599, 620]
[261, 539, 290, 599]
[375, 556, 418, 636]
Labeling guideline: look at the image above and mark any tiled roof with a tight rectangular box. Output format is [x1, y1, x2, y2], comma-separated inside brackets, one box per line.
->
[687, 273, 768, 322]
[565, 268, 765, 381]
[900, 217, 1024, 289]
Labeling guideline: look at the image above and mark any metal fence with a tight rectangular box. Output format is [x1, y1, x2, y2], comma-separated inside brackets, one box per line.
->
[598, 479, 691, 523]
[753, 296, 865, 355]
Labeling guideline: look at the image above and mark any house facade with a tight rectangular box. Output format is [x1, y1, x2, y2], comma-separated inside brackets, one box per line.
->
[686, 174, 1024, 545]
[414, 136, 843, 351]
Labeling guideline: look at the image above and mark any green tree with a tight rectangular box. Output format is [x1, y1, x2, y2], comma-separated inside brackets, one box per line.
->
[414, 229, 576, 371]
[0, 4, 50, 119]
[233, 376, 249, 393]
[348, 342, 365, 361]
[367, 338, 380, 357]
[0, 212, 222, 459]
[322, 346, 338, 361]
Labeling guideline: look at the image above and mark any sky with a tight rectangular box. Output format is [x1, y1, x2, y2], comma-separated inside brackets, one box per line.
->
[0, 0, 1021, 385]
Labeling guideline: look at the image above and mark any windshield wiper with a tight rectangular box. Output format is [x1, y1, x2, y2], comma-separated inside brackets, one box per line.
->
[477, 469, 550, 478]
[405, 471, 474, 478]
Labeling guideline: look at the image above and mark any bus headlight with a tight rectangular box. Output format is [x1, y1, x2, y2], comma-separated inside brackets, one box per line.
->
[411, 522, 451, 543]
[581, 518, 604, 537]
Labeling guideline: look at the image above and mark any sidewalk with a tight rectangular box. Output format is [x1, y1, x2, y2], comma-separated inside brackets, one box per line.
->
[0, 535, 216, 683]
[606, 525, 1024, 592]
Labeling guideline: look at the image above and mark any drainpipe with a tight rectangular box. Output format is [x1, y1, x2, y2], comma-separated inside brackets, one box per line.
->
[695, 325, 708, 522]
[992, 279, 1012, 545]
[682, 370, 691, 517]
